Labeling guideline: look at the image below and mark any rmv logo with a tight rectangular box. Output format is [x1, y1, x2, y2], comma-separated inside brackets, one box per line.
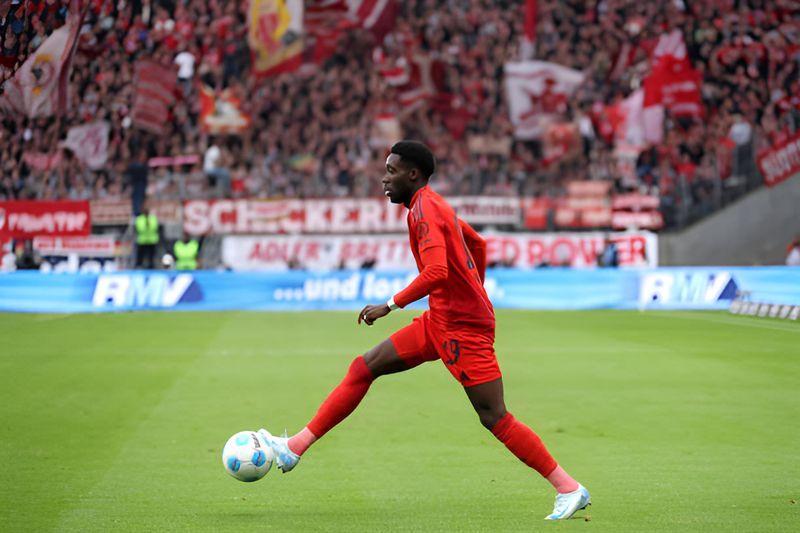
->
[92, 274, 203, 308]
[639, 271, 739, 306]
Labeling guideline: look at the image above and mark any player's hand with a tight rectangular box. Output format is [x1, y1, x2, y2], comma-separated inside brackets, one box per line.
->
[358, 304, 391, 326]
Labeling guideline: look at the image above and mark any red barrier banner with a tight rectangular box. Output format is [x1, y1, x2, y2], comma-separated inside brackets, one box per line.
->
[90, 200, 182, 225]
[449, 196, 521, 225]
[33, 235, 118, 257]
[0, 201, 90, 238]
[221, 231, 658, 270]
[612, 211, 664, 230]
[612, 193, 660, 210]
[185, 197, 521, 235]
[757, 131, 800, 187]
[522, 198, 550, 230]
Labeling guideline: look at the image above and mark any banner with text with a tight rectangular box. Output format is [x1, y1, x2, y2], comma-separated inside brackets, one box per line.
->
[0, 201, 91, 238]
[757, 131, 800, 187]
[221, 231, 657, 270]
[185, 197, 524, 236]
[90, 199, 182, 226]
[0, 267, 797, 313]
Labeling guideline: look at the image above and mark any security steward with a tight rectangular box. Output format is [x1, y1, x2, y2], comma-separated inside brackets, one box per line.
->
[173, 232, 201, 270]
[135, 203, 160, 269]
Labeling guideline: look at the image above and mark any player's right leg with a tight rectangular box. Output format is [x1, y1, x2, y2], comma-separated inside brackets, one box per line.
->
[464, 378, 590, 520]
[261, 315, 436, 472]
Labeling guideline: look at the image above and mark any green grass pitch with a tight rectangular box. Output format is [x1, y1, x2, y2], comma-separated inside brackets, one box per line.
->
[1, 310, 798, 531]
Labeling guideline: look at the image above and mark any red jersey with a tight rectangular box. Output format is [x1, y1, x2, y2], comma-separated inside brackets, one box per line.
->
[392, 186, 495, 331]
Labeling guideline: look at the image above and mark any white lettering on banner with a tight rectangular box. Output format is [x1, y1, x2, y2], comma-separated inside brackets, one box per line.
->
[184, 201, 211, 235]
[34, 236, 116, 256]
[183, 199, 408, 235]
[305, 200, 328, 233]
[212, 201, 235, 233]
[271, 272, 505, 303]
[92, 274, 197, 308]
[273, 273, 417, 302]
[93, 275, 129, 307]
[450, 197, 521, 225]
[222, 232, 658, 271]
[359, 200, 383, 231]
[758, 132, 800, 187]
[9, 212, 88, 233]
[639, 271, 738, 307]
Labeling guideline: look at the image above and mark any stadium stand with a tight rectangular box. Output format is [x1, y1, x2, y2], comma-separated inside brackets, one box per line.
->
[0, 0, 798, 232]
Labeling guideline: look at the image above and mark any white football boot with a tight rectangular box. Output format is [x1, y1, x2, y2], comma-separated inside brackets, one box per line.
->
[258, 429, 300, 473]
[544, 484, 591, 520]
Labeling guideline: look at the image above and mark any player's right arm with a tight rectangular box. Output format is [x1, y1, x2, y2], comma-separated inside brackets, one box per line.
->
[391, 243, 448, 309]
[359, 213, 449, 325]
[358, 244, 447, 325]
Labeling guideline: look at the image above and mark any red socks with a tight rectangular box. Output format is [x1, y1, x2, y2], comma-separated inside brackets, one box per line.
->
[491, 412, 558, 478]
[289, 360, 580, 493]
[297, 356, 374, 453]
[287, 427, 317, 456]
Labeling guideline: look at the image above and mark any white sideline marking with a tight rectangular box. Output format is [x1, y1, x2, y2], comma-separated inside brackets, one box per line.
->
[660, 311, 800, 334]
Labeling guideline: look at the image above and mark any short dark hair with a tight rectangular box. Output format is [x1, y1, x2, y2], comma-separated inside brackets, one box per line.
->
[390, 140, 435, 179]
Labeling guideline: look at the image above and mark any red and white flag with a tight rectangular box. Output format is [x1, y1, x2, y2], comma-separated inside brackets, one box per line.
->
[350, 0, 397, 41]
[305, 0, 397, 64]
[504, 61, 584, 139]
[61, 121, 110, 169]
[370, 112, 401, 149]
[131, 60, 176, 135]
[642, 30, 703, 140]
[605, 89, 662, 148]
[199, 85, 252, 135]
[376, 51, 441, 111]
[0, 7, 83, 118]
[249, 0, 304, 76]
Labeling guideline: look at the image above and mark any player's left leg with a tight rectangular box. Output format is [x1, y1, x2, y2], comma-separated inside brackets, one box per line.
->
[464, 378, 590, 520]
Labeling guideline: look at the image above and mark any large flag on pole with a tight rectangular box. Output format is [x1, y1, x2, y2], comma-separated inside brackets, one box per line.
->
[521, 0, 537, 59]
[0, 7, 83, 118]
[249, 0, 304, 76]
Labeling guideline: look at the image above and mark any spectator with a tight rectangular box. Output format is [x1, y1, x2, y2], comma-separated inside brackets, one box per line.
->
[134, 202, 160, 270]
[787, 237, 800, 267]
[203, 138, 231, 197]
[597, 237, 619, 268]
[15, 240, 40, 270]
[126, 146, 149, 216]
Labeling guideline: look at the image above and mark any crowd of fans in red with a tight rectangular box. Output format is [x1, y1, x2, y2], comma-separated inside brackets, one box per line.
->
[0, 0, 798, 229]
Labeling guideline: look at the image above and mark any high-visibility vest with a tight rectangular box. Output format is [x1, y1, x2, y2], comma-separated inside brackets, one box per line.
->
[174, 239, 199, 270]
[135, 214, 159, 245]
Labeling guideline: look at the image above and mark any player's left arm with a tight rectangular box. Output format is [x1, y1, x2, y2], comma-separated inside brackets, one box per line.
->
[458, 218, 487, 283]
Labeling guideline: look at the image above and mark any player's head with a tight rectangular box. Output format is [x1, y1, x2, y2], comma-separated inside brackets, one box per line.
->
[383, 140, 436, 206]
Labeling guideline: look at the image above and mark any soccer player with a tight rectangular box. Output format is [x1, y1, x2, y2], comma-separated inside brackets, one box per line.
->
[260, 141, 590, 520]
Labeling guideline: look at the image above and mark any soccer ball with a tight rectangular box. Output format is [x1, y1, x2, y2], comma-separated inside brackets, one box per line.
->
[222, 430, 274, 482]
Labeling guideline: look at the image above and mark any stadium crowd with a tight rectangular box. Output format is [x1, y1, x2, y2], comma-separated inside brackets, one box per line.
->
[0, 0, 798, 229]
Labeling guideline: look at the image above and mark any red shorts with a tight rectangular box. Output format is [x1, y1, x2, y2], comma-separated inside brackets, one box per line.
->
[389, 312, 501, 387]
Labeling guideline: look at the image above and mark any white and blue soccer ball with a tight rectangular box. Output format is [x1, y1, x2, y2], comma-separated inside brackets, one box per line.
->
[222, 430, 274, 482]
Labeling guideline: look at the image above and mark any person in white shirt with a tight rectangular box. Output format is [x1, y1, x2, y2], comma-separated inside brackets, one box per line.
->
[174, 50, 195, 82]
[787, 238, 800, 266]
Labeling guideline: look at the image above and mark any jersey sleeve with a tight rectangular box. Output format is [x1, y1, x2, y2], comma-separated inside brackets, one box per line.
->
[458, 218, 486, 283]
[392, 200, 449, 308]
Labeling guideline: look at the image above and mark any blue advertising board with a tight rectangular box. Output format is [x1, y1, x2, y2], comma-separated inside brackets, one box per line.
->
[0, 267, 798, 313]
